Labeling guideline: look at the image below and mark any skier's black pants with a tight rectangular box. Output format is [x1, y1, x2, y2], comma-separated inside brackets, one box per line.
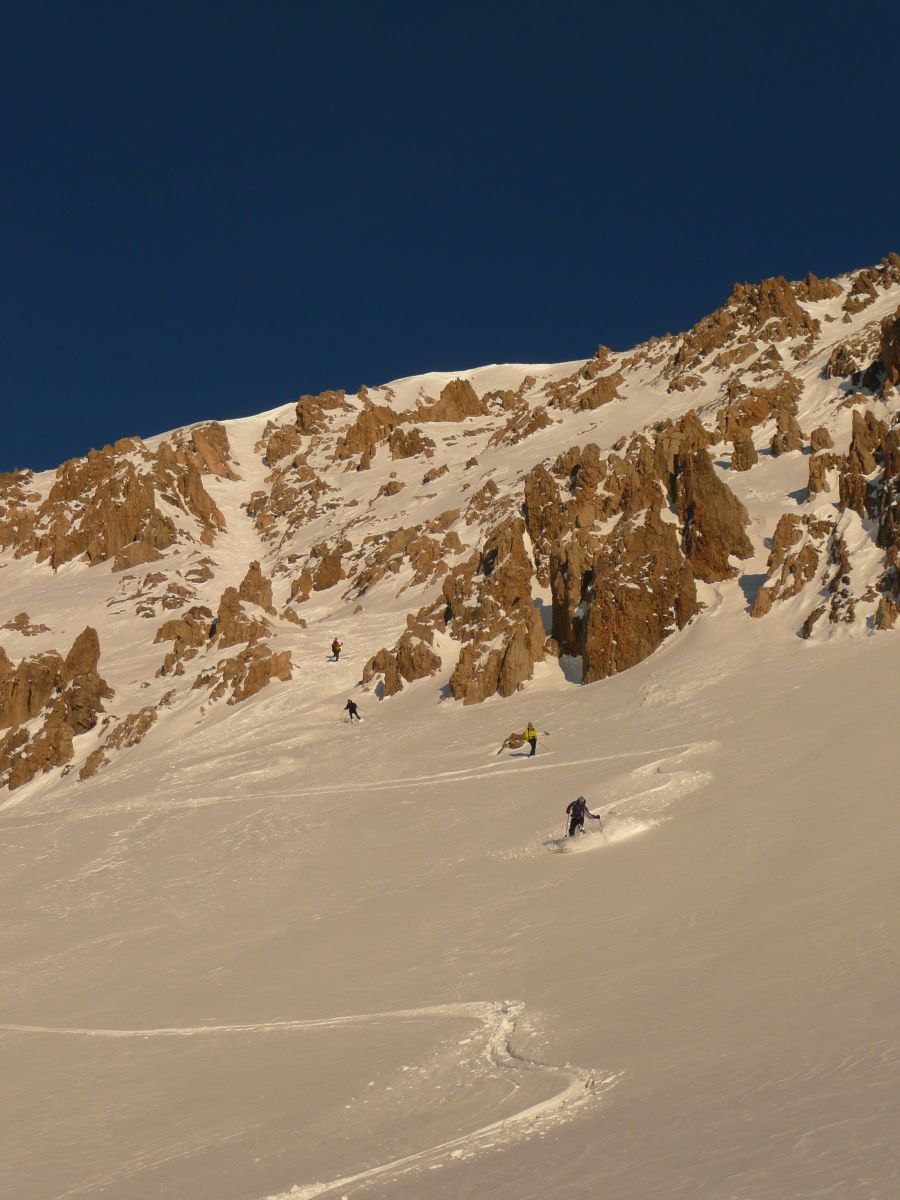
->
[568, 815, 584, 838]
[528, 737, 537, 757]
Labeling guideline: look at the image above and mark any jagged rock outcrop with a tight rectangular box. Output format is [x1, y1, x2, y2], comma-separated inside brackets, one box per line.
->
[335, 402, 403, 466]
[79, 706, 159, 780]
[808, 451, 842, 496]
[730, 432, 758, 471]
[488, 403, 552, 447]
[362, 630, 442, 697]
[422, 464, 449, 485]
[155, 605, 215, 676]
[839, 410, 888, 516]
[671, 277, 820, 376]
[2, 612, 50, 636]
[389, 427, 435, 460]
[238, 561, 276, 615]
[175, 422, 239, 480]
[581, 510, 699, 682]
[213, 587, 272, 649]
[810, 426, 834, 452]
[0, 434, 227, 571]
[375, 478, 406, 500]
[879, 307, 900, 390]
[262, 424, 304, 466]
[194, 644, 292, 705]
[751, 515, 832, 617]
[672, 445, 754, 582]
[793, 272, 843, 302]
[0, 646, 65, 728]
[545, 364, 622, 412]
[414, 378, 487, 423]
[374, 517, 545, 705]
[770, 410, 805, 455]
[0, 627, 112, 790]
[441, 518, 546, 704]
[348, 514, 462, 598]
[715, 375, 803, 446]
[310, 539, 351, 591]
[295, 389, 349, 435]
[250, 463, 332, 545]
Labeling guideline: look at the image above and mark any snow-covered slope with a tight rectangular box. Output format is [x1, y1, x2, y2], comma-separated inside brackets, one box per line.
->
[1, 258, 899, 1199]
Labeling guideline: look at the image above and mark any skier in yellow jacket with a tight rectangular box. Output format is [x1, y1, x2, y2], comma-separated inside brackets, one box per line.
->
[523, 722, 538, 757]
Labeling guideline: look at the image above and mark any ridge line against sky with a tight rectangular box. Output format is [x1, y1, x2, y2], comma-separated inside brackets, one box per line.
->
[2, 0, 898, 473]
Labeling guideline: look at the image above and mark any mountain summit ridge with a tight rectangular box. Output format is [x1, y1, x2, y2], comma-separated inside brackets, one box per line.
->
[1, 255, 898, 792]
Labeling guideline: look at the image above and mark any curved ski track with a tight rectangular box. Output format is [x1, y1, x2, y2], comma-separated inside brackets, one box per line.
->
[0, 1001, 618, 1199]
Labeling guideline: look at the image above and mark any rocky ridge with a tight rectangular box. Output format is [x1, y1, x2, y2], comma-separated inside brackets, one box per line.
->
[1, 256, 899, 789]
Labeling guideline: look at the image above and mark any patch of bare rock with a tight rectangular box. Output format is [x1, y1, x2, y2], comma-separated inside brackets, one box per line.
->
[0, 627, 113, 790]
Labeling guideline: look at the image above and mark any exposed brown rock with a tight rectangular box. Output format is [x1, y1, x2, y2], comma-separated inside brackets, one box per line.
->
[0, 647, 65, 729]
[263, 425, 304, 465]
[375, 479, 406, 500]
[362, 631, 442, 697]
[751, 515, 831, 617]
[80, 706, 159, 780]
[2, 612, 50, 637]
[238, 561, 276, 614]
[289, 570, 313, 605]
[839, 410, 888, 515]
[444, 518, 546, 704]
[546, 370, 622, 412]
[874, 597, 898, 630]
[730, 432, 758, 471]
[0, 627, 112, 789]
[155, 605, 215, 676]
[310, 540, 351, 591]
[808, 452, 842, 495]
[185, 557, 216, 584]
[842, 270, 878, 315]
[794, 272, 843, 302]
[488, 404, 552, 447]
[423, 463, 450, 485]
[334, 401, 403, 466]
[214, 587, 271, 649]
[879, 306, 900, 389]
[194, 644, 292, 705]
[415, 378, 487, 423]
[673, 447, 754, 582]
[770, 410, 805, 455]
[5, 714, 74, 791]
[348, 514, 462, 598]
[672, 277, 820, 375]
[389, 427, 436, 460]
[250, 463, 332, 543]
[581, 509, 700, 682]
[183, 422, 239, 480]
[809, 426, 834, 452]
[295, 389, 348, 435]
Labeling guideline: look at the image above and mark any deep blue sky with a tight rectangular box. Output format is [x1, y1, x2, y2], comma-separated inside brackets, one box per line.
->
[2, 1, 897, 473]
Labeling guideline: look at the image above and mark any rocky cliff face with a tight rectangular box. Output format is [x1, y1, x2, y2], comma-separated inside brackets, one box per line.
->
[0, 627, 113, 789]
[2, 254, 899, 791]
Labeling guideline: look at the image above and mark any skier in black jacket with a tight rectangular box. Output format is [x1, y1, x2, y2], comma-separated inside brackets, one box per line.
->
[566, 795, 602, 838]
[345, 698, 361, 722]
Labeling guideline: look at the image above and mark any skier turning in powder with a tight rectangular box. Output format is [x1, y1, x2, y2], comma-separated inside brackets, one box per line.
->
[566, 795, 602, 838]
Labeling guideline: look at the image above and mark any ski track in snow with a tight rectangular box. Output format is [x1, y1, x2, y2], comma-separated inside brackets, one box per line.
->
[495, 740, 715, 860]
[0, 1002, 617, 1200]
[72, 740, 717, 817]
